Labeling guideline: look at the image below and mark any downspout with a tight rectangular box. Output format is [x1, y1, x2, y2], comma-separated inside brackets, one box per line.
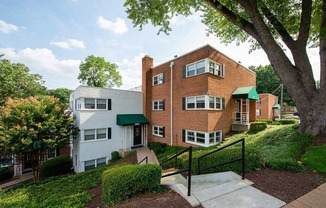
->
[170, 61, 174, 146]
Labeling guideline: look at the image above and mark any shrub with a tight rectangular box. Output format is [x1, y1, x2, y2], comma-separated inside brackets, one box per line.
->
[0, 166, 14, 182]
[102, 163, 161, 205]
[148, 142, 167, 155]
[274, 119, 298, 125]
[40, 155, 72, 179]
[256, 119, 273, 125]
[248, 122, 267, 134]
[111, 151, 121, 161]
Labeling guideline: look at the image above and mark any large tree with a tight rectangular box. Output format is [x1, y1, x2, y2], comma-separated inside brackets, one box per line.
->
[124, 0, 325, 136]
[46, 88, 73, 104]
[0, 96, 77, 180]
[250, 65, 294, 106]
[78, 55, 122, 88]
[0, 55, 46, 104]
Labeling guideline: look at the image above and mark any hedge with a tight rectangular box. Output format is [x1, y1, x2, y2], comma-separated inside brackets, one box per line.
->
[40, 155, 73, 179]
[249, 122, 268, 134]
[0, 166, 14, 182]
[275, 119, 298, 125]
[102, 163, 161, 205]
[148, 142, 167, 155]
[111, 151, 121, 161]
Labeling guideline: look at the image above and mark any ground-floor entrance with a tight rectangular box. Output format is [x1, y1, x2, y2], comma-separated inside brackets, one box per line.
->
[133, 125, 142, 146]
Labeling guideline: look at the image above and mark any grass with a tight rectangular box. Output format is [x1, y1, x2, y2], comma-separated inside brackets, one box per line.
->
[302, 145, 326, 173]
[158, 124, 313, 174]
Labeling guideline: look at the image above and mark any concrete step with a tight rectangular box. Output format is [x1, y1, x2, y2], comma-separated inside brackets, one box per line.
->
[161, 173, 188, 186]
[201, 186, 286, 208]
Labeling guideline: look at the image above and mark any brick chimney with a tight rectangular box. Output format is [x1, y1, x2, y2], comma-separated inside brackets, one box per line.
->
[142, 55, 153, 119]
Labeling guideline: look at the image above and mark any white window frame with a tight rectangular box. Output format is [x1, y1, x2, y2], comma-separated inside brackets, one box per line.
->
[256, 109, 262, 116]
[186, 58, 225, 78]
[82, 98, 107, 110]
[257, 98, 262, 105]
[152, 73, 164, 86]
[152, 125, 164, 137]
[186, 95, 223, 110]
[84, 157, 107, 171]
[153, 100, 164, 110]
[185, 130, 222, 147]
[83, 128, 108, 141]
[75, 98, 82, 110]
[47, 149, 57, 159]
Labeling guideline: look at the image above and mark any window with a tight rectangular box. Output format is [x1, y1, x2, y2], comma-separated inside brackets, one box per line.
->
[257, 98, 261, 105]
[47, 149, 56, 159]
[153, 125, 164, 137]
[84, 128, 110, 141]
[186, 95, 223, 110]
[75, 98, 82, 110]
[153, 73, 164, 86]
[97, 99, 106, 109]
[85, 98, 95, 109]
[153, 100, 164, 110]
[84, 157, 107, 171]
[185, 58, 225, 78]
[85, 160, 95, 171]
[185, 130, 222, 147]
[256, 109, 262, 116]
[97, 157, 106, 167]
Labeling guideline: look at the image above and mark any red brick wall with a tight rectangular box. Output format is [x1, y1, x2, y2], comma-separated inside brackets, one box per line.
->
[143, 45, 257, 147]
[257, 94, 278, 120]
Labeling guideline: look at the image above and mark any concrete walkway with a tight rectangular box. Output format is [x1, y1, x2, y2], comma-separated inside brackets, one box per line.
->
[0, 172, 33, 189]
[284, 183, 326, 208]
[136, 147, 159, 165]
[161, 171, 286, 208]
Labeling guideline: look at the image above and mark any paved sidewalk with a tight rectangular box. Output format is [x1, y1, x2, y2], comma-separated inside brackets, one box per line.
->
[284, 182, 326, 208]
[0, 172, 33, 189]
[136, 147, 159, 165]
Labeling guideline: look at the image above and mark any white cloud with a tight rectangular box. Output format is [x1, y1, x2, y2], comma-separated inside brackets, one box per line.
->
[0, 47, 81, 89]
[50, 39, 86, 49]
[97, 16, 128, 34]
[0, 19, 18, 33]
[117, 52, 146, 90]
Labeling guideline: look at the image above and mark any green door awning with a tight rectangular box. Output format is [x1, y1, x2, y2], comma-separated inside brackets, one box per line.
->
[272, 104, 281, 109]
[232, 86, 259, 100]
[117, 114, 149, 126]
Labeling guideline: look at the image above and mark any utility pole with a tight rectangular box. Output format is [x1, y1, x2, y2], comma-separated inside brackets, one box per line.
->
[280, 84, 283, 119]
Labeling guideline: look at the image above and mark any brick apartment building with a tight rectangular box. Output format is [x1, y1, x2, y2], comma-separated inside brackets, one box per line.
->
[142, 45, 259, 147]
[256, 93, 280, 120]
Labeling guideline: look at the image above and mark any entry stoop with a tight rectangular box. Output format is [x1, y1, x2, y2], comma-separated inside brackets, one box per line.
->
[162, 171, 286, 208]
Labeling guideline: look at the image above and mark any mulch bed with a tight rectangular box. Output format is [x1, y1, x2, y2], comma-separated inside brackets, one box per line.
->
[246, 169, 326, 203]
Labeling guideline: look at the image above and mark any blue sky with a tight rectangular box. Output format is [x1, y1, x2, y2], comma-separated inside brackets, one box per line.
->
[0, 0, 320, 90]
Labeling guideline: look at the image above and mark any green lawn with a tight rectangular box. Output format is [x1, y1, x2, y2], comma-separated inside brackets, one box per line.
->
[158, 124, 313, 174]
[302, 145, 326, 173]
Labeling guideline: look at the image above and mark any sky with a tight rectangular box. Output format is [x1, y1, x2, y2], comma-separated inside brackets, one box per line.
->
[0, 0, 320, 90]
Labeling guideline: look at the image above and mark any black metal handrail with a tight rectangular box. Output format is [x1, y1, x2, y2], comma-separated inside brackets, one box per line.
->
[138, 156, 148, 164]
[160, 146, 192, 196]
[197, 138, 245, 179]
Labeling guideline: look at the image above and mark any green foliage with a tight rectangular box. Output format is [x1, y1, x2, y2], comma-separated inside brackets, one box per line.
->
[102, 163, 162, 205]
[250, 65, 293, 105]
[158, 125, 313, 173]
[148, 142, 167, 155]
[111, 151, 121, 161]
[0, 165, 107, 208]
[249, 122, 268, 134]
[0, 166, 14, 182]
[0, 96, 77, 180]
[275, 119, 299, 125]
[39, 155, 73, 179]
[46, 88, 73, 104]
[78, 55, 122, 88]
[0, 55, 46, 104]
[256, 119, 273, 125]
[302, 145, 326, 173]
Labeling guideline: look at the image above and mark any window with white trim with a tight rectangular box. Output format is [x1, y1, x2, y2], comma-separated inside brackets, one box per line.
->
[153, 100, 164, 110]
[186, 58, 224, 78]
[75, 98, 82, 110]
[186, 95, 223, 110]
[153, 125, 165, 137]
[84, 98, 107, 110]
[257, 98, 261, 105]
[47, 149, 56, 159]
[152, 73, 164, 86]
[84, 128, 109, 141]
[256, 109, 262, 116]
[185, 130, 222, 147]
[84, 157, 107, 171]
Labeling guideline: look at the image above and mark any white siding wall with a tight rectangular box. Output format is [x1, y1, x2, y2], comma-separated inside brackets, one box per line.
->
[70, 86, 143, 172]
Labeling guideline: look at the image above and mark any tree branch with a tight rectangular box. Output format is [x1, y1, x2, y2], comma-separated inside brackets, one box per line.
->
[320, 0, 326, 93]
[259, 2, 296, 49]
[297, 0, 313, 46]
[203, 0, 262, 42]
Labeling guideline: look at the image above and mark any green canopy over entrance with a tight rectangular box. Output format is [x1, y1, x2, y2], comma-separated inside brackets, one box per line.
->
[117, 114, 149, 126]
[272, 104, 281, 109]
[232, 86, 259, 100]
